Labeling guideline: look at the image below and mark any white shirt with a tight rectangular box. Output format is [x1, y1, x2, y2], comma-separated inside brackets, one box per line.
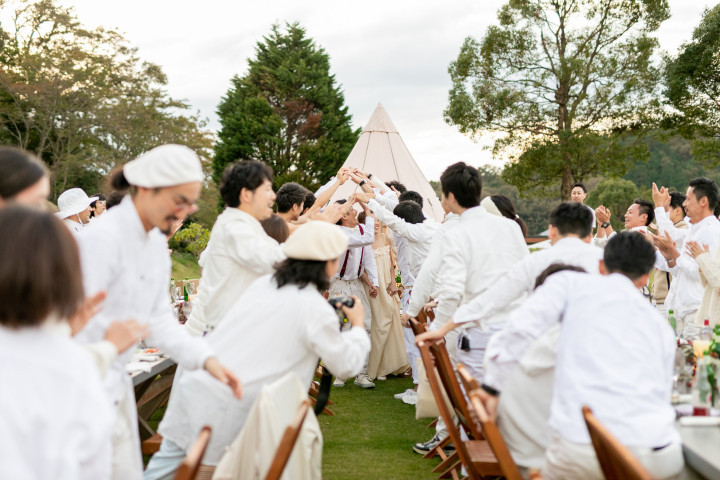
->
[158, 275, 371, 464]
[335, 243, 379, 286]
[62, 218, 84, 234]
[187, 208, 285, 336]
[407, 213, 460, 317]
[655, 214, 720, 317]
[434, 206, 529, 327]
[506, 272, 677, 447]
[654, 207, 688, 249]
[0, 322, 112, 480]
[454, 237, 603, 326]
[345, 216, 375, 248]
[593, 225, 647, 248]
[368, 198, 439, 278]
[75, 197, 214, 402]
[585, 204, 597, 228]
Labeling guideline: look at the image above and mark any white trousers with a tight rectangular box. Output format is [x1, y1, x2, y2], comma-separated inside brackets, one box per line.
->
[401, 289, 420, 384]
[330, 278, 371, 378]
[543, 431, 684, 480]
[112, 380, 144, 480]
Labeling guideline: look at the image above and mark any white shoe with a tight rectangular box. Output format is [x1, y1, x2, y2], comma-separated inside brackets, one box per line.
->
[402, 390, 418, 405]
[376, 375, 387, 381]
[394, 388, 414, 400]
[333, 378, 345, 387]
[354, 374, 375, 389]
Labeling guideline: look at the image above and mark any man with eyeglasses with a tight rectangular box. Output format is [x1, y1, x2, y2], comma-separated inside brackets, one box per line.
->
[73, 144, 242, 480]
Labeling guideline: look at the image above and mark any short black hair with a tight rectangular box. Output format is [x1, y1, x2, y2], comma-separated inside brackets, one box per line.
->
[633, 198, 655, 226]
[440, 162, 481, 208]
[334, 199, 347, 226]
[491, 195, 528, 237]
[688, 177, 719, 211]
[89, 193, 107, 218]
[393, 200, 424, 224]
[105, 191, 125, 209]
[549, 202, 593, 238]
[302, 192, 317, 213]
[0, 147, 48, 199]
[534, 263, 587, 290]
[571, 182, 587, 193]
[276, 182, 308, 213]
[386, 181, 407, 194]
[273, 258, 329, 292]
[399, 190, 423, 208]
[604, 231, 655, 281]
[219, 160, 273, 208]
[669, 192, 686, 217]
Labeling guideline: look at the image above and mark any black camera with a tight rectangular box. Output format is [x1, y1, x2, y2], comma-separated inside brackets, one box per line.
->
[328, 295, 355, 329]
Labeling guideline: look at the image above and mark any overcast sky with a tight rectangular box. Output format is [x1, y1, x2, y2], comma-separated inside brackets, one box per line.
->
[58, 0, 712, 180]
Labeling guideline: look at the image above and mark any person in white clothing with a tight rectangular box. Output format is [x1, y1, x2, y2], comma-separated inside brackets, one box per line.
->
[593, 197, 654, 248]
[330, 198, 378, 388]
[651, 177, 720, 339]
[74, 145, 241, 480]
[0, 207, 113, 480]
[56, 187, 97, 234]
[145, 221, 371, 479]
[0, 147, 50, 210]
[477, 232, 682, 480]
[570, 182, 596, 230]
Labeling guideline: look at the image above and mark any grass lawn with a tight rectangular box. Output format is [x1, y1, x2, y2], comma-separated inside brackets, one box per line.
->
[320, 376, 442, 479]
[171, 250, 201, 280]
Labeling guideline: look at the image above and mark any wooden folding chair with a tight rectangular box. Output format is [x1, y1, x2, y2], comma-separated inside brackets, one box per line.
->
[417, 340, 502, 480]
[582, 406, 652, 480]
[174, 426, 212, 480]
[264, 399, 312, 480]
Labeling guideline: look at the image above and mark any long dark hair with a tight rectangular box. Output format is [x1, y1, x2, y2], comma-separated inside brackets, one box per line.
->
[273, 258, 330, 291]
[491, 195, 528, 237]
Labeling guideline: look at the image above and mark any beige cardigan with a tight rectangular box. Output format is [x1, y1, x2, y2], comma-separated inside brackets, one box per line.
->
[695, 248, 720, 327]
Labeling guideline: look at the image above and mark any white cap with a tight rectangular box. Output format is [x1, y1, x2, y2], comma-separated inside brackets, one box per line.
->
[55, 188, 98, 219]
[481, 196, 502, 217]
[282, 221, 349, 261]
[123, 144, 204, 188]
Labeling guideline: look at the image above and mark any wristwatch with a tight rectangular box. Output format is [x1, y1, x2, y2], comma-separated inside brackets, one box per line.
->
[601, 222, 610, 228]
[359, 180, 366, 186]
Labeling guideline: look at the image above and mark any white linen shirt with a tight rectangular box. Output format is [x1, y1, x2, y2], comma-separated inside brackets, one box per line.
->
[62, 218, 84, 234]
[655, 214, 720, 318]
[407, 213, 460, 317]
[335, 220, 378, 286]
[502, 272, 678, 447]
[654, 207, 689, 249]
[74, 197, 213, 402]
[368, 198, 439, 278]
[433, 206, 529, 327]
[0, 323, 112, 480]
[454, 237, 603, 326]
[593, 225, 647, 248]
[186, 208, 285, 336]
[158, 275, 371, 463]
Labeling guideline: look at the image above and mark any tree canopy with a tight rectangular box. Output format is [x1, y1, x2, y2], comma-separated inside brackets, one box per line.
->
[214, 22, 359, 191]
[664, 4, 720, 168]
[0, 0, 213, 198]
[445, 0, 670, 199]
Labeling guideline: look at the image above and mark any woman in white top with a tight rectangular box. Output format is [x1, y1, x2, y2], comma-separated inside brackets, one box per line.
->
[687, 240, 720, 326]
[145, 221, 371, 479]
[0, 206, 113, 480]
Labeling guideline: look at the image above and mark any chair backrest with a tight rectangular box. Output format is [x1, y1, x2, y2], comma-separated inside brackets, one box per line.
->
[409, 317, 427, 337]
[466, 389, 524, 480]
[582, 406, 652, 480]
[264, 399, 312, 480]
[456, 363, 480, 393]
[174, 426, 212, 480]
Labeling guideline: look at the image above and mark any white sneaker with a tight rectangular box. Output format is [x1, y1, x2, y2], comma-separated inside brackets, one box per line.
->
[333, 378, 345, 387]
[376, 375, 387, 381]
[354, 374, 376, 389]
[394, 388, 414, 400]
[402, 390, 418, 405]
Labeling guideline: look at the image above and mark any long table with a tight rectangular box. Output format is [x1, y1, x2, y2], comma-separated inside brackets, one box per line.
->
[131, 357, 177, 442]
[679, 422, 720, 479]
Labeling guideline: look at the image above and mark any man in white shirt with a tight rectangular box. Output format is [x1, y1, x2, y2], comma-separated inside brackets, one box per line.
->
[185, 161, 282, 337]
[480, 232, 682, 479]
[75, 145, 241, 480]
[593, 197, 654, 248]
[570, 182, 596, 230]
[652, 177, 720, 339]
[55, 188, 97, 234]
[275, 182, 308, 234]
[330, 198, 378, 388]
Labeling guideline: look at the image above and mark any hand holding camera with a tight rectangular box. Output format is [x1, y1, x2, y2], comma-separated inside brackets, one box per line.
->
[328, 295, 365, 330]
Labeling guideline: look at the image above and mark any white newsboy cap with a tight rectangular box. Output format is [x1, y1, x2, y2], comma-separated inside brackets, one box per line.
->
[481, 196, 502, 217]
[123, 144, 204, 188]
[55, 188, 98, 219]
[282, 221, 348, 261]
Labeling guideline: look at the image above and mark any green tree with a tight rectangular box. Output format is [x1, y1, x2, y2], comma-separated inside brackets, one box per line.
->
[586, 177, 639, 230]
[664, 4, 720, 167]
[445, 0, 670, 199]
[0, 0, 213, 198]
[214, 22, 359, 191]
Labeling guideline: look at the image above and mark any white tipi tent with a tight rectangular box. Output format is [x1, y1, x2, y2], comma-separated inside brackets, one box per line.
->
[329, 103, 445, 221]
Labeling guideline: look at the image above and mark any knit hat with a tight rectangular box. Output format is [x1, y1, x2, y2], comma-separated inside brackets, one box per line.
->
[481, 196, 502, 217]
[123, 144, 204, 188]
[55, 188, 98, 219]
[282, 221, 348, 261]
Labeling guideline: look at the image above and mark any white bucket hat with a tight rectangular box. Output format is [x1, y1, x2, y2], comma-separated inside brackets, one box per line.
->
[123, 144, 204, 188]
[55, 188, 98, 219]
